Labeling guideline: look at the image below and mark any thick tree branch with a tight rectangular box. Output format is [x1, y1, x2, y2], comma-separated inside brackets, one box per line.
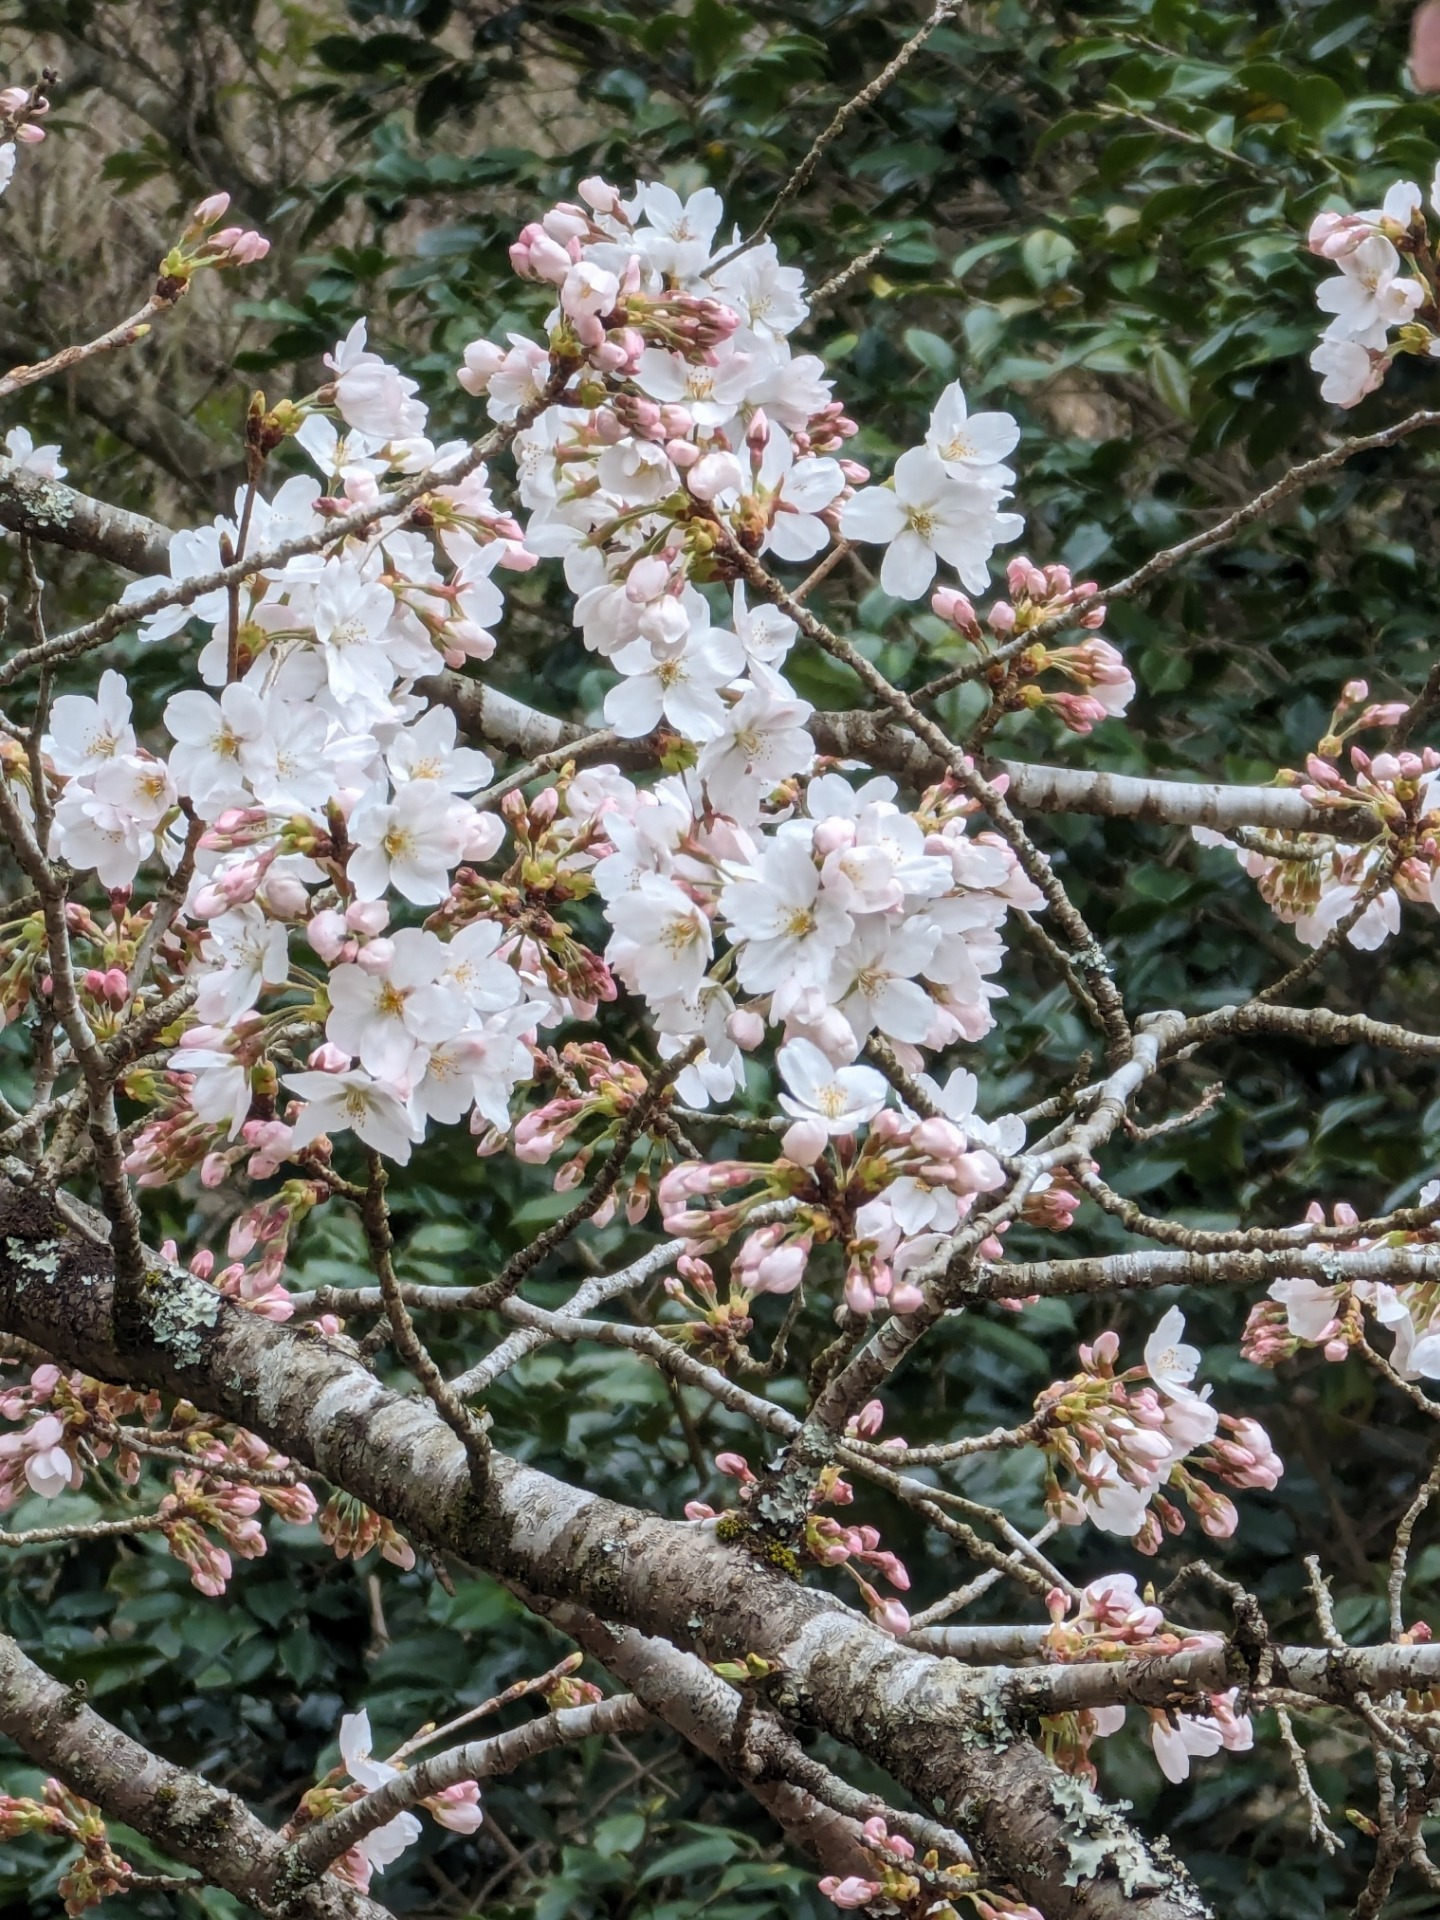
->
[0, 1627, 390, 1919]
[423, 669, 1369, 840]
[0, 1185, 1208, 1920]
[0, 460, 172, 574]
[907, 1636, 1440, 1711]
[969, 1245, 1440, 1302]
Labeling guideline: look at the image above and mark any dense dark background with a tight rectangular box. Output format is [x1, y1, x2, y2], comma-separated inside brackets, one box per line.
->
[0, 3, 1438, 1916]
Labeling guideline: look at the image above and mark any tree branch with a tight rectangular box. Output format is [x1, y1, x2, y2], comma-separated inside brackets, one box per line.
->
[285, 1693, 651, 1880]
[968, 1244, 1440, 1302]
[0, 1626, 391, 1919]
[0, 1183, 1209, 1920]
[0, 460, 172, 574]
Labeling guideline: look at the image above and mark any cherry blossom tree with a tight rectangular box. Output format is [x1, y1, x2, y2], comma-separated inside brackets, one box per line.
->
[8, 22, 1440, 1920]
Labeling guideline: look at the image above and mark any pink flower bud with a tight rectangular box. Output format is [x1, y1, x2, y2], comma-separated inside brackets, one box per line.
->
[306, 910, 349, 961]
[577, 175, 622, 215]
[812, 817, 856, 857]
[193, 192, 231, 225]
[912, 1116, 967, 1159]
[725, 1008, 765, 1050]
[952, 1149, 1004, 1194]
[354, 937, 395, 975]
[307, 1042, 352, 1073]
[260, 871, 309, 917]
[819, 1877, 882, 1910]
[591, 1192, 618, 1228]
[687, 450, 745, 499]
[1090, 1329, 1121, 1368]
[753, 1236, 811, 1296]
[782, 1118, 828, 1166]
[931, 587, 980, 636]
[844, 1269, 877, 1315]
[871, 1595, 910, 1637]
[1198, 1494, 1239, 1539]
[346, 900, 390, 935]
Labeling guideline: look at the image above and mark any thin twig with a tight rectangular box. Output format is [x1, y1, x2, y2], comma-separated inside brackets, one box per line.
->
[706, 3, 959, 271]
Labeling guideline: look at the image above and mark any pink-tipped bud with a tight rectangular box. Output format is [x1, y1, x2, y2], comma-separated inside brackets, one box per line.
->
[725, 1008, 765, 1051]
[307, 1042, 351, 1073]
[577, 175, 622, 216]
[306, 910, 349, 962]
[346, 900, 389, 936]
[782, 1117, 828, 1166]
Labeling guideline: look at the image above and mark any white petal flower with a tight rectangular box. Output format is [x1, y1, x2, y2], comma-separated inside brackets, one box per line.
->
[284, 1067, 424, 1164]
[777, 1036, 887, 1136]
[1143, 1306, 1202, 1396]
[925, 382, 1019, 479]
[47, 670, 135, 775]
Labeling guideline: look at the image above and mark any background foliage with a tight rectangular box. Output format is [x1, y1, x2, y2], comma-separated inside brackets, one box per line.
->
[0, 2, 1437, 1915]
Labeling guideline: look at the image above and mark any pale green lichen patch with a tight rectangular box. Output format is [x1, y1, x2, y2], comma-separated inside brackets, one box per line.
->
[4, 1235, 64, 1291]
[1052, 1772, 1172, 1897]
[147, 1270, 221, 1368]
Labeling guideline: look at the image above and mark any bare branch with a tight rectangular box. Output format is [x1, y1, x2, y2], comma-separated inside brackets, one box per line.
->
[908, 1639, 1440, 1710]
[705, 0, 959, 271]
[0, 290, 179, 403]
[967, 1244, 1440, 1303]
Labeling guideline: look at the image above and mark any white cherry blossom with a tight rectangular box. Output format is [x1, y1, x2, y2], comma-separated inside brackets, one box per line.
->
[348, 782, 470, 904]
[284, 1066, 424, 1164]
[606, 874, 714, 999]
[925, 382, 1019, 480]
[604, 625, 744, 740]
[841, 446, 1022, 598]
[47, 670, 135, 775]
[777, 1037, 887, 1136]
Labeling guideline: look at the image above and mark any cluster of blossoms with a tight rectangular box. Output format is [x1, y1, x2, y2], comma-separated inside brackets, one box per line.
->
[686, 1426, 913, 1635]
[1245, 1186, 1440, 1379]
[816, 1812, 1045, 1920]
[1308, 165, 1440, 406]
[0, 76, 49, 202]
[1040, 1574, 1254, 1786]
[595, 763, 1045, 1121]
[1194, 681, 1438, 952]
[284, 1709, 482, 1893]
[5, 171, 1167, 1613]
[931, 559, 1132, 737]
[655, 1061, 1042, 1328]
[1038, 1308, 1283, 1551]
[0, 1352, 316, 1594]
[817, 1817, 976, 1919]
[6, 178, 1117, 1300]
[0, 1780, 139, 1916]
